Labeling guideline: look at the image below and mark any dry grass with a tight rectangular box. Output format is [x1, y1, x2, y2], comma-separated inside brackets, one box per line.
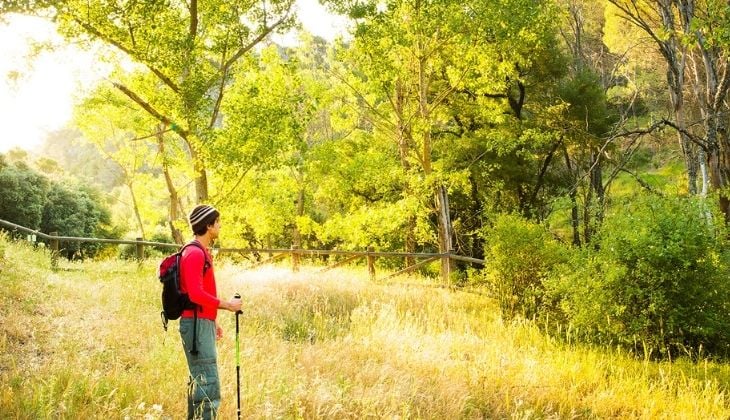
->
[1, 237, 729, 419]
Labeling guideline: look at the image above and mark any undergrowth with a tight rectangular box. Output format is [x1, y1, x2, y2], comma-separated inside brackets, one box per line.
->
[0, 236, 729, 418]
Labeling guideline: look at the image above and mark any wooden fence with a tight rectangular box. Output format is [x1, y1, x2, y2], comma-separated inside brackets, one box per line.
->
[0, 218, 485, 283]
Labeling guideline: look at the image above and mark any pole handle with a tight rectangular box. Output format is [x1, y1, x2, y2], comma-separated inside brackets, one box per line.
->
[234, 292, 243, 315]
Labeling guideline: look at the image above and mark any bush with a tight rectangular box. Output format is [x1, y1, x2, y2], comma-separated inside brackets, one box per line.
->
[0, 158, 120, 259]
[546, 195, 730, 358]
[0, 161, 50, 231]
[480, 214, 566, 320]
[41, 183, 116, 259]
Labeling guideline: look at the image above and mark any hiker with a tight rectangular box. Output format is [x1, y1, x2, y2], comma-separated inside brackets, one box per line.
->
[180, 204, 242, 419]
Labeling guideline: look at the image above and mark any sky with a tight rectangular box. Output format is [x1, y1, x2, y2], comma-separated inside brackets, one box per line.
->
[0, 0, 350, 153]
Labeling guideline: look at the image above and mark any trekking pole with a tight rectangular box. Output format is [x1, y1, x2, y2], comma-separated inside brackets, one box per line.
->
[234, 293, 242, 420]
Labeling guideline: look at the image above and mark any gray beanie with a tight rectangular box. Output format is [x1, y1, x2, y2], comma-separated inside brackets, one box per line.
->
[189, 204, 218, 233]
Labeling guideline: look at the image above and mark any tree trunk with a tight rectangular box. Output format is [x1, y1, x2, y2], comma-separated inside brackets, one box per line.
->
[590, 148, 605, 224]
[525, 140, 561, 219]
[610, 0, 730, 218]
[405, 217, 416, 268]
[436, 184, 454, 283]
[292, 188, 305, 250]
[395, 78, 417, 267]
[416, 46, 454, 280]
[188, 143, 209, 203]
[687, 26, 730, 221]
[563, 146, 581, 246]
[583, 180, 593, 244]
[718, 114, 730, 224]
[700, 149, 709, 196]
[705, 119, 730, 222]
[157, 128, 184, 244]
[127, 180, 146, 240]
[469, 174, 486, 262]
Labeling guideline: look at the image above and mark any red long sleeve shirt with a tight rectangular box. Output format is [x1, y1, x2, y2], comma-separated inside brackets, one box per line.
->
[179, 241, 220, 321]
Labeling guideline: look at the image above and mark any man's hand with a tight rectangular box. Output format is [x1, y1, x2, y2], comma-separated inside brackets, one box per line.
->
[215, 321, 223, 340]
[220, 297, 243, 313]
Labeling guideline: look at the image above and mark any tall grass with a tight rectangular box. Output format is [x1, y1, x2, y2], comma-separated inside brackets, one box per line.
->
[1, 236, 729, 418]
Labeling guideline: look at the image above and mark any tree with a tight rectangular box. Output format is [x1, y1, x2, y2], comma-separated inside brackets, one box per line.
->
[329, 0, 575, 276]
[0, 159, 50, 230]
[75, 84, 166, 240]
[4, 0, 297, 209]
[607, 0, 730, 221]
[329, 0, 487, 277]
[41, 181, 114, 258]
[212, 39, 335, 250]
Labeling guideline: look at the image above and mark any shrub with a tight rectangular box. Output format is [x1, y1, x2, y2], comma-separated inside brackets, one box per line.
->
[480, 214, 566, 320]
[0, 161, 50, 231]
[546, 195, 730, 358]
[41, 183, 116, 259]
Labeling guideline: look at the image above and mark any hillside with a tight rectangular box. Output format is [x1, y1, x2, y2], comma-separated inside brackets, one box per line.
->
[1, 236, 729, 419]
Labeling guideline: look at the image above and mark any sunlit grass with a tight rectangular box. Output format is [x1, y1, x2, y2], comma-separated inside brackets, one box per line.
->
[1, 236, 729, 418]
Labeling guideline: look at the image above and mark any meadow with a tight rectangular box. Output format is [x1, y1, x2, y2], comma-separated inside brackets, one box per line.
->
[1, 237, 730, 419]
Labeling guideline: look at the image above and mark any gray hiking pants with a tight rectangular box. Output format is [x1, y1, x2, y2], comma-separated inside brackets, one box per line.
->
[180, 317, 220, 420]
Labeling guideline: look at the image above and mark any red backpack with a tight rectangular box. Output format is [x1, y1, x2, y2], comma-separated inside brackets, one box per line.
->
[158, 241, 210, 354]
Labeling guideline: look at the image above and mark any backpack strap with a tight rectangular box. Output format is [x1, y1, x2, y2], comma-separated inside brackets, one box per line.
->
[191, 307, 199, 355]
[180, 240, 210, 356]
[181, 240, 212, 275]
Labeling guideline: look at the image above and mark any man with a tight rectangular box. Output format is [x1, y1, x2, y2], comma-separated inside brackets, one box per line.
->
[179, 204, 242, 419]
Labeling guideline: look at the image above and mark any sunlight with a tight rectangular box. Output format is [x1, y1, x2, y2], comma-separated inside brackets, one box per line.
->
[0, 2, 351, 154]
[0, 14, 103, 153]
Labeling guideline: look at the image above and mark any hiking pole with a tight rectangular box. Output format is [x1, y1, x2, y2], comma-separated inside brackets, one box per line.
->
[234, 292, 243, 420]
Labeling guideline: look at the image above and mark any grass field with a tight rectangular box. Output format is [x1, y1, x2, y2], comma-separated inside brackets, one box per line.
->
[1, 236, 730, 419]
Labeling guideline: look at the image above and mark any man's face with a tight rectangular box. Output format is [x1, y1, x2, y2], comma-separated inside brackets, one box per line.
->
[209, 217, 221, 240]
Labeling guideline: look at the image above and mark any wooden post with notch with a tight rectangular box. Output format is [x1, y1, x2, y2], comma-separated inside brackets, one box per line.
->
[136, 237, 144, 262]
[291, 244, 300, 272]
[50, 231, 59, 269]
[367, 246, 376, 280]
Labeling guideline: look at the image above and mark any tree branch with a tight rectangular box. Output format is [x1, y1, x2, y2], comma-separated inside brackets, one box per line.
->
[129, 128, 174, 142]
[327, 67, 398, 134]
[188, 0, 198, 42]
[209, 41, 230, 129]
[528, 138, 562, 208]
[221, 11, 290, 72]
[618, 167, 662, 195]
[714, 61, 730, 110]
[570, 118, 665, 194]
[112, 81, 188, 138]
[71, 16, 181, 94]
[656, 118, 707, 150]
[206, 5, 294, 128]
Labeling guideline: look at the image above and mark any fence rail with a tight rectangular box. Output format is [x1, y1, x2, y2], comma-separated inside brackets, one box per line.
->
[0, 218, 486, 282]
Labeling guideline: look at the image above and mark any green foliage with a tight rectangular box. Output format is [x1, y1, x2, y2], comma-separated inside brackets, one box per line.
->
[41, 182, 118, 258]
[546, 195, 730, 358]
[318, 200, 416, 250]
[558, 69, 619, 137]
[0, 156, 120, 258]
[74, 85, 169, 239]
[0, 160, 50, 231]
[214, 46, 310, 173]
[479, 214, 566, 320]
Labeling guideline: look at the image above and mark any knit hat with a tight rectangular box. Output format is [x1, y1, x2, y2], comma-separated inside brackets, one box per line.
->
[189, 204, 218, 233]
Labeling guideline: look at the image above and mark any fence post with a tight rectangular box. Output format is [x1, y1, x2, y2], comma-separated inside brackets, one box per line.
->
[136, 237, 144, 262]
[291, 244, 300, 272]
[367, 246, 376, 281]
[441, 252, 454, 286]
[50, 232, 59, 269]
